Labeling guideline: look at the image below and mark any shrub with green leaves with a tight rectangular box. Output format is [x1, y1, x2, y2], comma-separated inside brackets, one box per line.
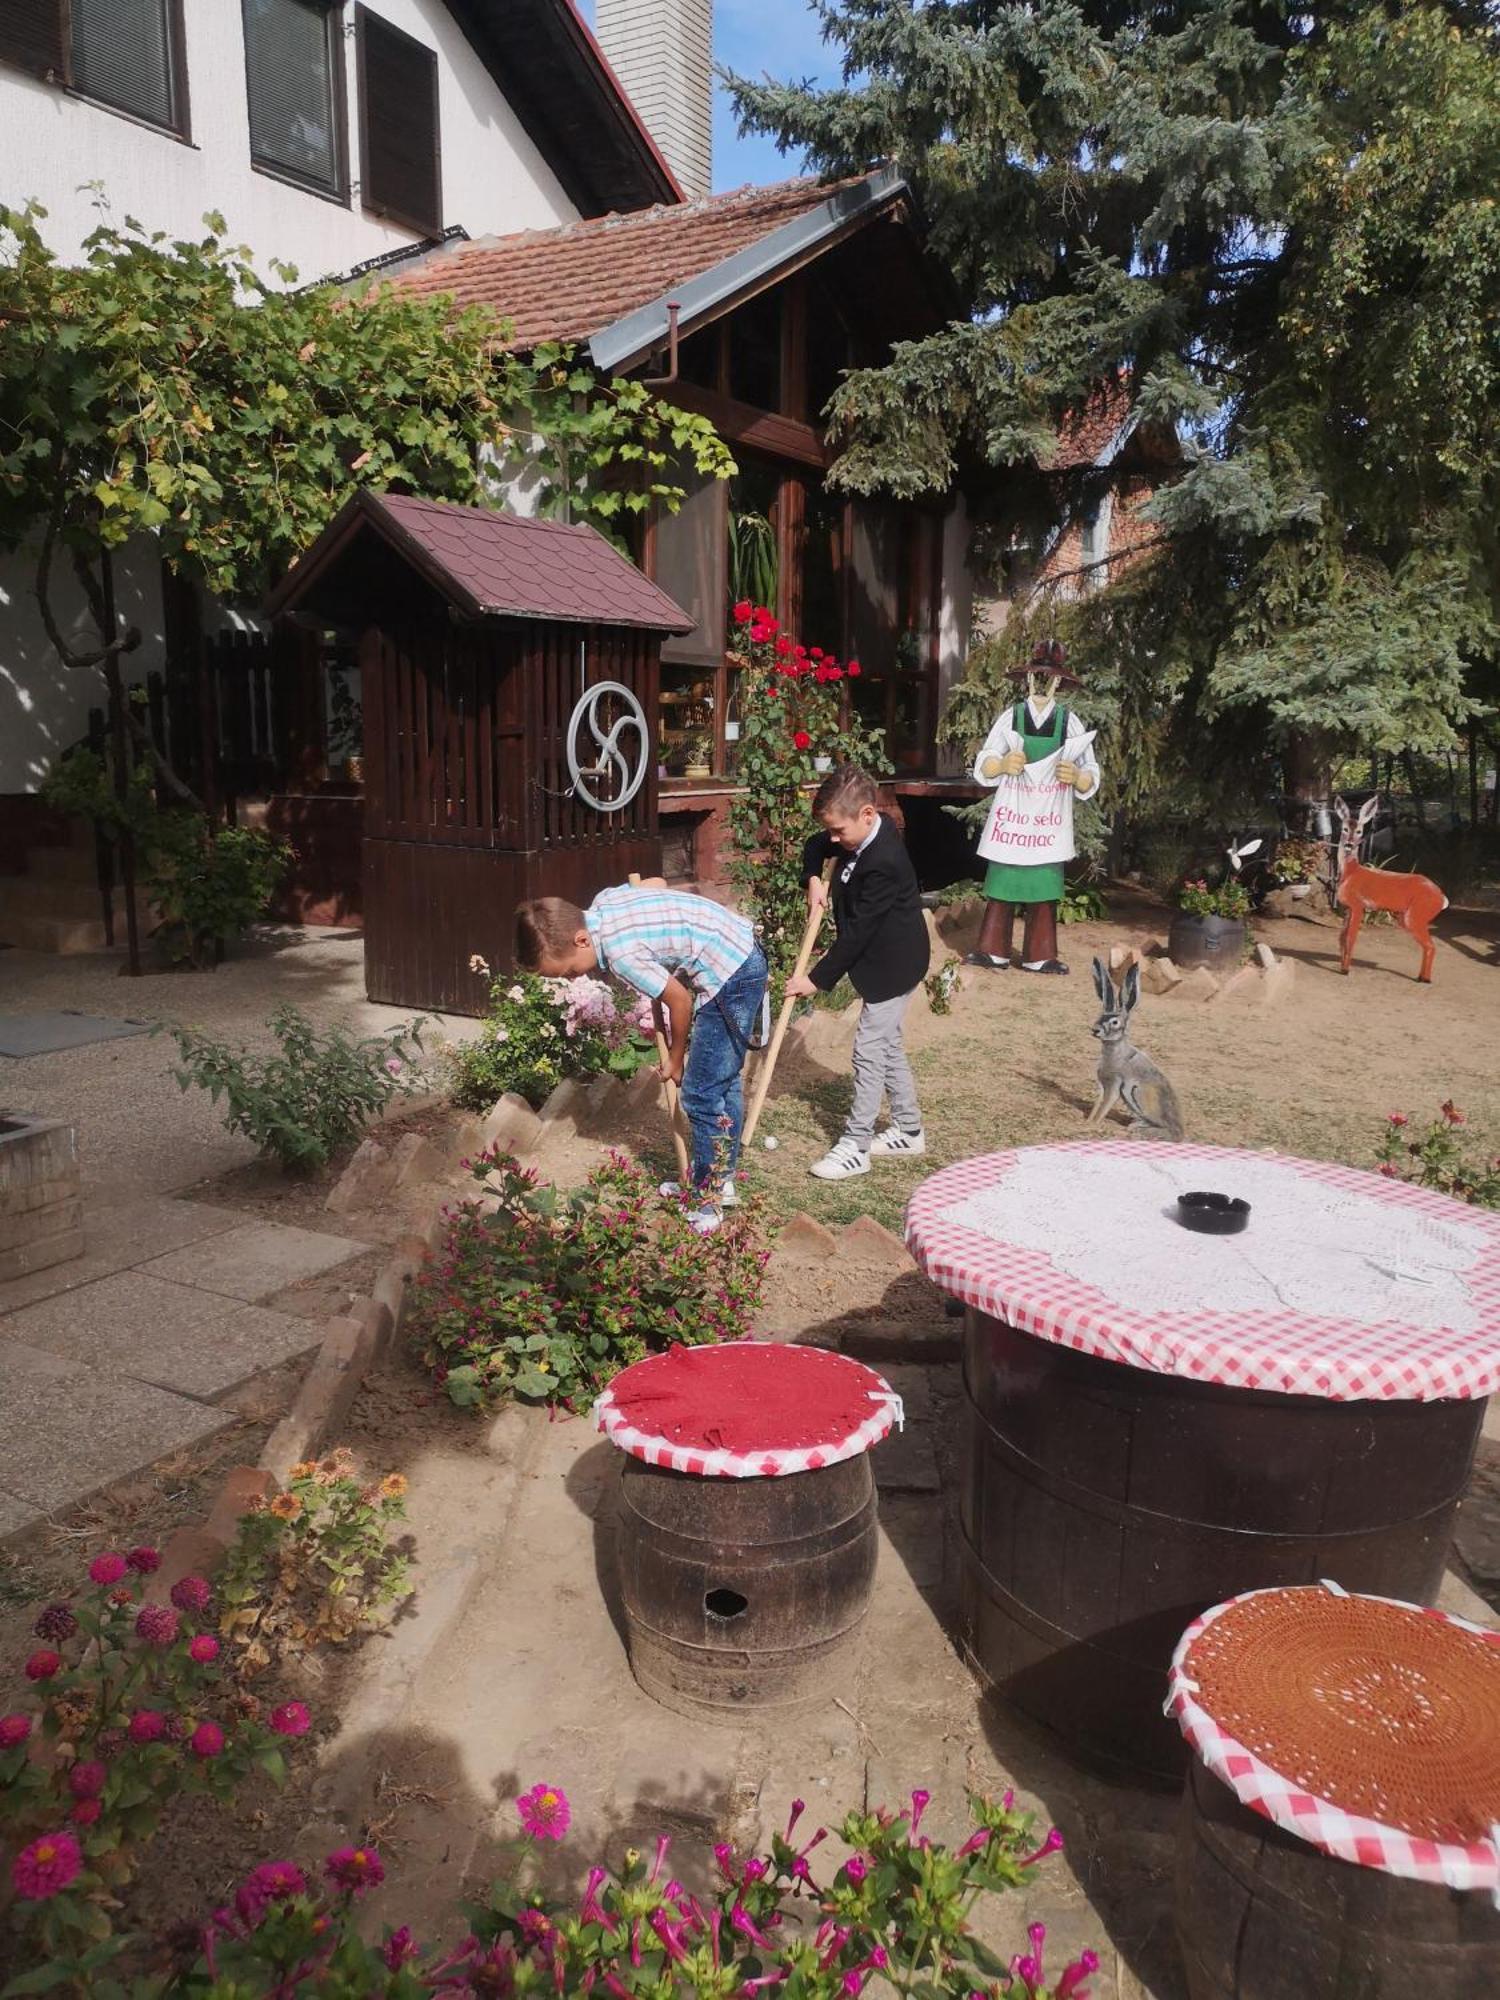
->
[163, 1004, 426, 1171]
[410, 1150, 768, 1413]
[443, 971, 657, 1112]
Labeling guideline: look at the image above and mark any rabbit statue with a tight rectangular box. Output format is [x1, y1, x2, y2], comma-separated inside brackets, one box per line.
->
[1087, 958, 1184, 1140]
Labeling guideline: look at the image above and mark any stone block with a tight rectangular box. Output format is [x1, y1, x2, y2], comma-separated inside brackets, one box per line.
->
[1141, 936, 1171, 958]
[1139, 957, 1183, 997]
[774, 1213, 840, 1261]
[392, 1232, 429, 1271]
[622, 1066, 666, 1116]
[1260, 959, 1298, 1006]
[391, 1132, 445, 1188]
[204, 1464, 279, 1546]
[1176, 966, 1220, 1002]
[354, 1292, 396, 1360]
[1212, 964, 1263, 1006]
[0, 1195, 82, 1252]
[282, 1314, 379, 1462]
[538, 1077, 594, 1134]
[1108, 942, 1137, 976]
[479, 1091, 542, 1158]
[371, 1261, 410, 1343]
[578, 1075, 629, 1137]
[1254, 941, 1277, 969]
[325, 1137, 395, 1216]
[840, 1215, 916, 1270]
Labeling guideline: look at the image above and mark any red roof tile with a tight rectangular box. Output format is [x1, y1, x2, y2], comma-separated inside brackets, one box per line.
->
[1044, 377, 1135, 470]
[271, 492, 694, 633]
[378, 175, 880, 349]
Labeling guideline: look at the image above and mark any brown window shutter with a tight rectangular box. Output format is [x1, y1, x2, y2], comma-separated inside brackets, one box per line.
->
[0, 0, 66, 82]
[356, 4, 441, 238]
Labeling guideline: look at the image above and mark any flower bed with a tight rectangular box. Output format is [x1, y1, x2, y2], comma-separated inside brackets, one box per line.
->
[445, 970, 658, 1112]
[409, 1150, 768, 1413]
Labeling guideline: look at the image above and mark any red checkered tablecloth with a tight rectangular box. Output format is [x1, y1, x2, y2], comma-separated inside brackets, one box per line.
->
[1168, 1586, 1500, 1893]
[903, 1140, 1500, 1401]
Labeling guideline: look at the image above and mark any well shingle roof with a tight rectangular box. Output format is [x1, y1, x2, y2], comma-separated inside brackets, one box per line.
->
[271, 491, 694, 633]
[380, 175, 878, 349]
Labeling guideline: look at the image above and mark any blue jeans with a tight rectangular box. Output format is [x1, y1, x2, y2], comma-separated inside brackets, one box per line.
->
[680, 943, 768, 1194]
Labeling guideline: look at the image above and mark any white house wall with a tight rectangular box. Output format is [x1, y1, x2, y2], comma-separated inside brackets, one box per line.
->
[1, 1, 582, 796]
[3, 1, 576, 277]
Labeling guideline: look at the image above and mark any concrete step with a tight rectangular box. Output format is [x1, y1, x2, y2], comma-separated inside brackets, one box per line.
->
[0, 912, 123, 954]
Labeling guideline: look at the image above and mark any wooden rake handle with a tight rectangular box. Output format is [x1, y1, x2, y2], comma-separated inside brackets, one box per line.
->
[628, 874, 691, 1180]
[742, 870, 829, 1151]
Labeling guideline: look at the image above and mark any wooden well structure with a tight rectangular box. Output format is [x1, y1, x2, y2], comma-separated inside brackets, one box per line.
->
[269, 491, 691, 1012]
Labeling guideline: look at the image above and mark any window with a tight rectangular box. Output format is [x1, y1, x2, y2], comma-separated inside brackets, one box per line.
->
[0, 0, 187, 136]
[357, 5, 441, 238]
[243, 0, 346, 199]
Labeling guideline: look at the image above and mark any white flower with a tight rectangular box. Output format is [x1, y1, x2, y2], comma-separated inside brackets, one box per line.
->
[507, 985, 526, 1003]
[495, 1028, 509, 1044]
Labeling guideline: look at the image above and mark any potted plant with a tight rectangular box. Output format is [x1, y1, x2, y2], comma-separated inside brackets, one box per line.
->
[682, 730, 713, 781]
[1169, 874, 1252, 969]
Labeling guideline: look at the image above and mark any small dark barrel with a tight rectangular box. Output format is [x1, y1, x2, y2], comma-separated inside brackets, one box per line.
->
[1177, 1760, 1500, 1998]
[958, 1312, 1482, 1785]
[1168, 911, 1247, 970]
[616, 1452, 878, 1718]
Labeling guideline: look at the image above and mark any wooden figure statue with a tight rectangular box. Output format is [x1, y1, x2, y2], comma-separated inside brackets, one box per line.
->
[1333, 797, 1447, 984]
[966, 639, 1101, 976]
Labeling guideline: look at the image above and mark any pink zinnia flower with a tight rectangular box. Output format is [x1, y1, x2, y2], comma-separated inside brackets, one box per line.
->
[71, 1798, 102, 1827]
[88, 1553, 127, 1587]
[384, 1926, 417, 1970]
[188, 1634, 219, 1663]
[270, 1700, 310, 1737]
[127, 1710, 166, 1744]
[1386, 1111, 1409, 1128]
[25, 1650, 61, 1682]
[0, 1713, 33, 1748]
[33, 1603, 77, 1642]
[12, 1831, 81, 1900]
[517, 1908, 555, 1947]
[126, 1547, 161, 1574]
[325, 1845, 384, 1894]
[68, 1761, 106, 1800]
[235, 1860, 307, 1927]
[170, 1575, 212, 1613]
[189, 1721, 225, 1759]
[517, 1783, 570, 1841]
[135, 1605, 179, 1647]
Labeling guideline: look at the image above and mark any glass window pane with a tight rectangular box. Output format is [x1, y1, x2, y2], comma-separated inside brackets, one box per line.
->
[656, 468, 728, 671]
[728, 290, 781, 412]
[244, 0, 341, 192]
[72, 0, 176, 130]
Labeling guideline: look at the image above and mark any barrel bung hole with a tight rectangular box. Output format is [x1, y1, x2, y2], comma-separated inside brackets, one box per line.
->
[705, 1587, 748, 1620]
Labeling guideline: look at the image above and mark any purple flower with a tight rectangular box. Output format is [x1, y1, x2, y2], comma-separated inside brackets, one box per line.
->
[517, 1783, 570, 1841]
[135, 1605, 180, 1647]
[1057, 1949, 1101, 1997]
[235, 1861, 307, 1927]
[170, 1576, 212, 1614]
[325, 1846, 384, 1894]
[909, 1787, 931, 1834]
[843, 1854, 868, 1883]
[33, 1604, 78, 1643]
[384, 1926, 417, 1970]
[0, 1713, 33, 1749]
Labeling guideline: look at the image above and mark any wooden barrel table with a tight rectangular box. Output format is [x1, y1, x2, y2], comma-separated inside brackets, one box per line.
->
[1167, 1585, 1500, 1998]
[594, 1342, 900, 1719]
[904, 1141, 1500, 1785]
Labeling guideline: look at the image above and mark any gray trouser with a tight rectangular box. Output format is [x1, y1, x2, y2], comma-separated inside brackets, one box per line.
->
[845, 989, 922, 1147]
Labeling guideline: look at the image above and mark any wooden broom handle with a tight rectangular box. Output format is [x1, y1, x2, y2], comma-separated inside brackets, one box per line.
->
[628, 874, 691, 1180]
[742, 869, 829, 1150]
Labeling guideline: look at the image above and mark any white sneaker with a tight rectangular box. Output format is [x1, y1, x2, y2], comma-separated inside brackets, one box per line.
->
[868, 1127, 926, 1159]
[809, 1139, 870, 1180]
[685, 1206, 722, 1235]
[659, 1178, 738, 1208]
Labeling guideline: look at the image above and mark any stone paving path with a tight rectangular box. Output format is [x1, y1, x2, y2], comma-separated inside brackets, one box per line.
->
[0, 929, 475, 1543]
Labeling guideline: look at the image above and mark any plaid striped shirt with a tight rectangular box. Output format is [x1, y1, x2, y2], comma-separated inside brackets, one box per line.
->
[584, 886, 755, 1002]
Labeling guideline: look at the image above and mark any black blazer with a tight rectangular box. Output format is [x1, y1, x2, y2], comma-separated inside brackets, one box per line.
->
[800, 816, 931, 1003]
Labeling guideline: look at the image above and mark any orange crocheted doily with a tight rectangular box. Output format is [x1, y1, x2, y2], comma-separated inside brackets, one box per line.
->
[1185, 1589, 1500, 1844]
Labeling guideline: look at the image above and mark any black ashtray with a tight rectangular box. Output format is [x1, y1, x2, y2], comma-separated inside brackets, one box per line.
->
[1176, 1191, 1250, 1236]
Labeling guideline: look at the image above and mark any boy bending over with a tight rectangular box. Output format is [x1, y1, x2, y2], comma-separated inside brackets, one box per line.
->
[514, 883, 767, 1232]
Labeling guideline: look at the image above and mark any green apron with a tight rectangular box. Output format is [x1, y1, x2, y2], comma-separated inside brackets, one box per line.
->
[983, 701, 1068, 905]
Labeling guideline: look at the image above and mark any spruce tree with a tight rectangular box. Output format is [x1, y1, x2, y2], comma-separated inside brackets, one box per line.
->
[728, 4, 1500, 815]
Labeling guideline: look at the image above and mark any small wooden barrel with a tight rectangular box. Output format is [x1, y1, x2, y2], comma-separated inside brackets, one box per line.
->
[617, 1452, 878, 1717]
[1177, 1761, 1500, 1999]
[1170, 1586, 1500, 1999]
[959, 1312, 1480, 1784]
[597, 1344, 897, 1720]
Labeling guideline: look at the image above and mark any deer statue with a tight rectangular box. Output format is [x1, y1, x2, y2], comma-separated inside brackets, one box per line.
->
[1333, 797, 1448, 984]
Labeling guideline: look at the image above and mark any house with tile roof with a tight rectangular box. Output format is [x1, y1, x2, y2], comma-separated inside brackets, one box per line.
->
[0, 0, 680, 943]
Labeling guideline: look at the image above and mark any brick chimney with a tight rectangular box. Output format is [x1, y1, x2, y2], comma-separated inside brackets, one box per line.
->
[596, 0, 712, 200]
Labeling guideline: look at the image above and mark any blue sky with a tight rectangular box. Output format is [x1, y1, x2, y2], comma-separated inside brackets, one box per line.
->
[579, 0, 842, 192]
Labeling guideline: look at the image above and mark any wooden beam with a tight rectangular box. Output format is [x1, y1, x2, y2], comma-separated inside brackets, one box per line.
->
[666, 382, 830, 471]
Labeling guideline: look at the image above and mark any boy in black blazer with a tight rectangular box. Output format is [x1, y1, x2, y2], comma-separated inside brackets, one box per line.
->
[784, 765, 931, 1179]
